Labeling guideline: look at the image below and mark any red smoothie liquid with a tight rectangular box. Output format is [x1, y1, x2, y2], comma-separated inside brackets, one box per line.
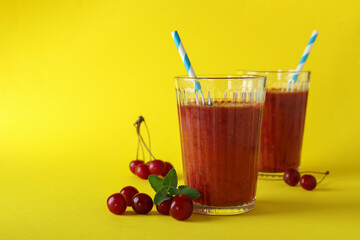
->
[260, 90, 308, 172]
[178, 102, 263, 206]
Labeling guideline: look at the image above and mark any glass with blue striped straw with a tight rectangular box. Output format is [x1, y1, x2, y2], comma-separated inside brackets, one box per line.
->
[237, 30, 317, 177]
[171, 31, 267, 214]
[174, 75, 266, 215]
[238, 70, 310, 177]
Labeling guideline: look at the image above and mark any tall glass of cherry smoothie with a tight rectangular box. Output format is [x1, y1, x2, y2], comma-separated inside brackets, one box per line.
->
[238, 70, 310, 174]
[175, 75, 266, 215]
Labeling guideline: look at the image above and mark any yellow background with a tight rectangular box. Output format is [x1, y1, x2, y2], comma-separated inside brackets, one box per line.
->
[1, 0, 359, 239]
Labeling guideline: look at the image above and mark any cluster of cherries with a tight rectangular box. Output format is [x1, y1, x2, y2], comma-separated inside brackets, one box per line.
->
[130, 116, 174, 180]
[130, 159, 174, 180]
[107, 116, 194, 220]
[107, 187, 153, 215]
[107, 186, 194, 220]
[283, 168, 329, 190]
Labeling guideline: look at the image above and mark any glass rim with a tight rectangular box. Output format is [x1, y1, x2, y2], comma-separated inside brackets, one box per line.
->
[237, 69, 311, 74]
[174, 74, 266, 80]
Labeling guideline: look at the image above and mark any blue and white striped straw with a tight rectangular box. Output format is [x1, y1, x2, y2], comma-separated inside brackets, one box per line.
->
[292, 30, 318, 82]
[171, 30, 205, 105]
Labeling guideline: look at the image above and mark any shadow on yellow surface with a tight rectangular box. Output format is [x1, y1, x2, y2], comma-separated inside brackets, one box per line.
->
[251, 199, 335, 216]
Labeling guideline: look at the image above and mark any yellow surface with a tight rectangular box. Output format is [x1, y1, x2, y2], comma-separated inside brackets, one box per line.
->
[1, 0, 360, 239]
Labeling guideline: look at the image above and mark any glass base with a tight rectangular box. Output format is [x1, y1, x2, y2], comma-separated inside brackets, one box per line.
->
[193, 199, 256, 215]
[258, 166, 301, 179]
[258, 171, 284, 179]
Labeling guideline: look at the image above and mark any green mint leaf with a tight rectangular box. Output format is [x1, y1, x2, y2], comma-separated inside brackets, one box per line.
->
[159, 186, 168, 194]
[148, 174, 163, 192]
[154, 187, 172, 205]
[178, 185, 201, 200]
[168, 186, 180, 196]
[162, 168, 177, 188]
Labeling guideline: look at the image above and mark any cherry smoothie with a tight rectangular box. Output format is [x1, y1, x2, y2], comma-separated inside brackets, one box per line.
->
[178, 102, 263, 207]
[260, 90, 308, 172]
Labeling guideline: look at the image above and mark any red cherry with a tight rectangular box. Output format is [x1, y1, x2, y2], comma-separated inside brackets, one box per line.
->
[130, 160, 144, 174]
[135, 163, 150, 179]
[283, 168, 300, 186]
[300, 175, 317, 190]
[131, 193, 153, 214]
[170, 195, 193, 220]
[120, 186, 139, 206]
[161, 162, 174, 177]
[107, 193, 127, 215]
[148, 160, 165, 175]
[156, 198, 173, 215]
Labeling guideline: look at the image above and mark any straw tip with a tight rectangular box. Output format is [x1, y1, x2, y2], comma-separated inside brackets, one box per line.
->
[313, 30, 319, 35]
[171, 30, 178, 37]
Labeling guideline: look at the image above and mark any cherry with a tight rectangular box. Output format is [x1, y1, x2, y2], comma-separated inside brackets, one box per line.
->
[107, 193, 127, 215]
[300, 174, 317, 190]
[131, 193, 153, 214]
[161, 162, 174, 177]
[148, 160, 165, 175]
[120, 186, 139, 206]
[135, 163, 150, 179]
[130, 160, 144, 174]
[283, 168, 300, 186]
[170, 194, 193, 221]
[156, 198, 173, 215]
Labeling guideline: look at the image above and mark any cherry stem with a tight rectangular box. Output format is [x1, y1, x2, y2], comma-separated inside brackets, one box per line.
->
[317, 171, 330, 184]
[134, 116, 145, 133]
[299, 170, 329, 175]
[144, 121, 153, 161]
[134, 116, 156, 161]
[135, 116, 145, 160]
[138, 132, 156, 160]
[136, 137, 139, 160]
[138, 134, 145, 160]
